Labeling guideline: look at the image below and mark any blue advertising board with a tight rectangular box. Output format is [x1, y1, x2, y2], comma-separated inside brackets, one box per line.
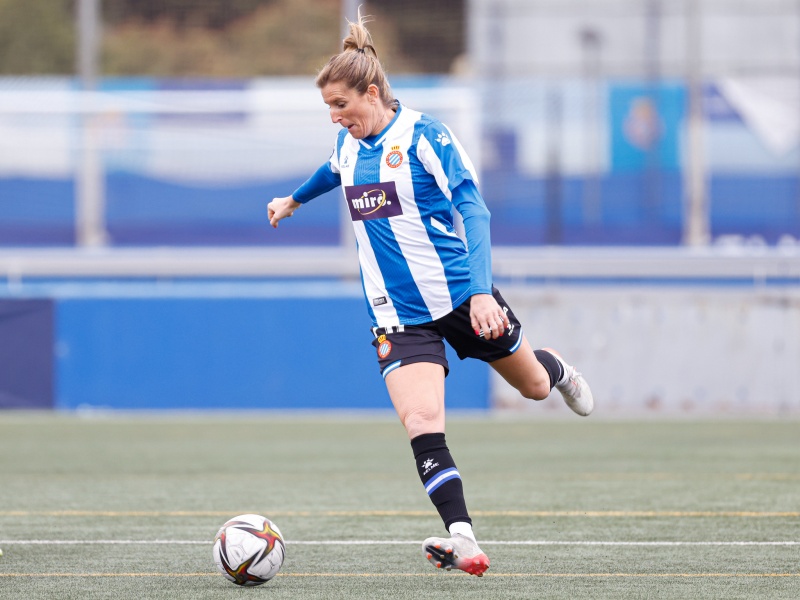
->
[54, 291, 490, 411]
[609, 83, 685, 171]
[0, 299, 54, 408]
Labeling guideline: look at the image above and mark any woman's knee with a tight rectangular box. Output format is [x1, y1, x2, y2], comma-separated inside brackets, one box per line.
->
[517, 374, 552, 401]
[400, 404, 444, 436]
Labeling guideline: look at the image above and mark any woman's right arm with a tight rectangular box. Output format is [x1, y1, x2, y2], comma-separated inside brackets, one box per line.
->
[267, 195, 301, 228]
[267, 162, 341, 228]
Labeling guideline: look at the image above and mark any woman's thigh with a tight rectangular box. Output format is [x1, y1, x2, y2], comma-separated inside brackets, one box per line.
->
[384, 362, 447, 438]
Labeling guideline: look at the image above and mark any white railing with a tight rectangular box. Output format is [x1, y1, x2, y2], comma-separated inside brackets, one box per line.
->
[0, 246, 798, 281]
[0, 83, 480, 248]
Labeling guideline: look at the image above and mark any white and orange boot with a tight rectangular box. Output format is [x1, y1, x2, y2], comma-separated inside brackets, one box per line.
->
[422, 533, 490, 577]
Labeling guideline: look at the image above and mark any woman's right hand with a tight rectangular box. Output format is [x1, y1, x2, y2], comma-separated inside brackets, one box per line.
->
[267, 196, 301, 228]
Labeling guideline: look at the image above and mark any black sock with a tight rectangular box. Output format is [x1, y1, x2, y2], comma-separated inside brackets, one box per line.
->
[410, 432, 471, 530]
[534, 349, 564, 389]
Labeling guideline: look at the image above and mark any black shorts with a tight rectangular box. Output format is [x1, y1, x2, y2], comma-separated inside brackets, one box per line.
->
[370, 287, 524, 378]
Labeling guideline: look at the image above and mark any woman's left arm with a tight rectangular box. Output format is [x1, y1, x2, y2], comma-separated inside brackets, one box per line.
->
[452, 180, 509, 338]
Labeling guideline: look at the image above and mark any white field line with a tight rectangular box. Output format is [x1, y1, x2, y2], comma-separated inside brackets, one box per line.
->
[3, 510, 798, 517]
[0, 540, 798, 546]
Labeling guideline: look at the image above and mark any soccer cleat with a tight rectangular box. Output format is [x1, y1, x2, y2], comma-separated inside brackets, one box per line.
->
[422, 534, 490, 577]
[543, 348, 594, 416]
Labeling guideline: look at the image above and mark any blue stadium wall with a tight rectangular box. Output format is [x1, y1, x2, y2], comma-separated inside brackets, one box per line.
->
[0, 289, 489, 411]
[4, 171, 799, 247]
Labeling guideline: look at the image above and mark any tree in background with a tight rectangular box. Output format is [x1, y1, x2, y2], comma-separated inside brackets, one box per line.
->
[104, 0, 271, 30]
[0, 0, 74, 75]
[366, 0, 465, 74]
[102, 0, 341, 77]
[0, 0, 465, 77]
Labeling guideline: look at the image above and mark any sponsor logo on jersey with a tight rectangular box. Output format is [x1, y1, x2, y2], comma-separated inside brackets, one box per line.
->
[341, 155, 350, 169]
[385, 145, 403, 168]
[373, 296, 387, 306]
[344, 181, 403, 221]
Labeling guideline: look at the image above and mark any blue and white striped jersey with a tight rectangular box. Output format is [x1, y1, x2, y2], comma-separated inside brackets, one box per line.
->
[299, 104, 489, 328]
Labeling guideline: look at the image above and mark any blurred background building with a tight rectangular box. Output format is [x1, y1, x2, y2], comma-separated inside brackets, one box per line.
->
[1, 0, 799, 247]
[0, 0, 798, 415]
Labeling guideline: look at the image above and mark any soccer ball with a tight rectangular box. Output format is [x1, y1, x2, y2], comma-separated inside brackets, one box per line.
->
[212, 514, 285, 586]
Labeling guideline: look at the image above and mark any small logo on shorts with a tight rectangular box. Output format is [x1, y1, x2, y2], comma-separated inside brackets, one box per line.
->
[373, 296, 387, 306]
[377, 339, 392, 359]
[503, 306, 515, 336]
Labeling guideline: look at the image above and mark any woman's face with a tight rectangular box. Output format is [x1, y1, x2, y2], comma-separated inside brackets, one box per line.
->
[321, 82, 383, 139]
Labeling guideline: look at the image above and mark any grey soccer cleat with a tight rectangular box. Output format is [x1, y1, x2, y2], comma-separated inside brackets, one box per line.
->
[544, 348, 594, 416]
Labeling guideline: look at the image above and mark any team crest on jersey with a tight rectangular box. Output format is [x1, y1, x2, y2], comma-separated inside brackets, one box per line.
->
[385, 146, 403, 168]
[344, 181, 403, 221]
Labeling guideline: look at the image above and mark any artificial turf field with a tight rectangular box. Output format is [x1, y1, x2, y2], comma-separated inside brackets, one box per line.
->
[0, 413, 798, 600]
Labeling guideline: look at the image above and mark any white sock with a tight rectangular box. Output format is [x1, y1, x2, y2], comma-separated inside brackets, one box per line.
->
[448, 521, 476, 542]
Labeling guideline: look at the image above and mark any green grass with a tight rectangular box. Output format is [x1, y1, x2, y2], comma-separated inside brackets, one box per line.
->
[0, 413, 798, 599]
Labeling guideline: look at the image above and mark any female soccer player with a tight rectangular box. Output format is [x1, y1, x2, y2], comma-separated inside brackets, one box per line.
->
[267, 12, 593, 577]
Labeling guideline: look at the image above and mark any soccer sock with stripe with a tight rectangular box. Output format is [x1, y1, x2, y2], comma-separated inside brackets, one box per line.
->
[410, 432, 471, 530]
[534, 348, 564, 389]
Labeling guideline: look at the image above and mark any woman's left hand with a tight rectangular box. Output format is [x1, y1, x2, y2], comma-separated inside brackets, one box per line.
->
[469, 293, 509, 340]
